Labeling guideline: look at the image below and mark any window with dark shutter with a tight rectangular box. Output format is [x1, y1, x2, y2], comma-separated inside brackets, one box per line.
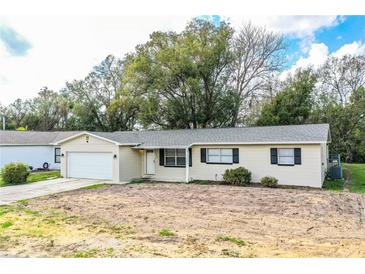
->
[201, 148, 206, 163]
[233, 148, 239, 163]
[294, 148, 302, 165]
[270, 148, 278, 164]
[189, 148, 192, 167]
[159, 149, 164, 166]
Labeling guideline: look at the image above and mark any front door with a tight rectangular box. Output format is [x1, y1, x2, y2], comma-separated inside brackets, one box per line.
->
[146, 150, 156, 175]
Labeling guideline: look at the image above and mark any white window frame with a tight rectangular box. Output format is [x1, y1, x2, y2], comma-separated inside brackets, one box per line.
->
[278, 148, 295, 165]
[164, 149, 186, 167]
[207, 148, 233, 164]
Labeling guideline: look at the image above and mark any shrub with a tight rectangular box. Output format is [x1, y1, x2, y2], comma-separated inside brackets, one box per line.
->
[223, 167, 251, 186]
[1, 163, 30, 185]
[260, 176, 278, 188]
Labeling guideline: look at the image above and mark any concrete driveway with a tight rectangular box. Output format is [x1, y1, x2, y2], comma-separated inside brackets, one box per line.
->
[0, 178, 104, 205]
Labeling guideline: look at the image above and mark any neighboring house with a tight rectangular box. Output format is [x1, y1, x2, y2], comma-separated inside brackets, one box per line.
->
[0, 131, 79, 170]
[56, 124, 330, 188]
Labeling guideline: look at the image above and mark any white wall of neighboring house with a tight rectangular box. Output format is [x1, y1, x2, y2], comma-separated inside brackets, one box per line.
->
[0, 145, 60, 170]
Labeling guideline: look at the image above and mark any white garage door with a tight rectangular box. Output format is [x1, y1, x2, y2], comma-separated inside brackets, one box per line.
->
[67, 152, 113, 180]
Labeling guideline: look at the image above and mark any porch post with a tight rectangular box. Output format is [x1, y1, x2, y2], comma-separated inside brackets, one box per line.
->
[185, 147, 189, 183]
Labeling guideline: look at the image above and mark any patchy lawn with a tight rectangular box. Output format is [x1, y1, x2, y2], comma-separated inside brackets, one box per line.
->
[344, 163, 365, 194]
[0, 170, 60, 187]
[0, 183, 364, 258]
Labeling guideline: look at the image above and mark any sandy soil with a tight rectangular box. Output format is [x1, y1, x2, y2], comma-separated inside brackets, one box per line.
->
[1, 183, 365, 257]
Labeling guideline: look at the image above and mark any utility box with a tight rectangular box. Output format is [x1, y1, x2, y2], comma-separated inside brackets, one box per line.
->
[328, 154, 342, 179]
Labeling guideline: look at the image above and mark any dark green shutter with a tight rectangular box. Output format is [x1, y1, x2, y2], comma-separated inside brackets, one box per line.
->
[201, 148, 206, 163]
[159, 149, 164, 166]
[294, 148, 301, 165]
[189, 148, 192, 167]
[232, 148, 239, 163]
[270, 148, 278, 164]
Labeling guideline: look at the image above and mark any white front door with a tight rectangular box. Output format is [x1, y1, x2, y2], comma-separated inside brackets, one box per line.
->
[146, 150, 156, 175]
[67, 152, 113, 180]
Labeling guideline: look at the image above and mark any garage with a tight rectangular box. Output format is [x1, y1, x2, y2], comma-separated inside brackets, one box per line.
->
[67, 152, 113, 180]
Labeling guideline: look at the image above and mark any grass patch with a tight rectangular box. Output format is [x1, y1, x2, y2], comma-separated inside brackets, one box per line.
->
[81, 184, 107, 190]
[344, 163, 365, 194]
[190, 180, 210, 185]
[159, 228, 175, 237]
[221, 248, 240, 257]
[73, 249, 99, 258]
[217, 235, 246, 246]
[128, 178, 147, 184]
[27, 170, 61, 183]
[322, 179, 344, 192]
[0, 170, 61, 187]
[1, 221, 13, 229]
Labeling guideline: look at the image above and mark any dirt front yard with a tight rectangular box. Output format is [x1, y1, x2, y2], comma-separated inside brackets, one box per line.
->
[1, 183, 365, 258]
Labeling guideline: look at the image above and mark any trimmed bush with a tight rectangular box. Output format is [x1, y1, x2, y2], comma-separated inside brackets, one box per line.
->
[1, 163, 30, 185]
[261, 176, 278, 188]
[223, 167, 251, 186]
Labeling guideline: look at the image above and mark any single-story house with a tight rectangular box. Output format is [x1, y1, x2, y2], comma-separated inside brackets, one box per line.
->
[55, 124, 330, 188]
[0, 131, 79, 170]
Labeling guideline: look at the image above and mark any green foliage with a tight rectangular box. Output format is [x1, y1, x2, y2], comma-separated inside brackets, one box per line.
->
[125, 18, 235, 129]
[159, 228, 175, 237]
[1, 163, 30, 185]
[1, 221, 13, 229]
[81, 184, 107, 190]
[310, 87, 365, 162]
[345, 163, 365, 194]
[73, 249, 99, 258]
[260, 176, 279, 188]
[27, 171, 60, 183]
[217, 235, 246, 246]
[256, 69, 316, 126]
[221, 249, 240, 257]
[223, 167, 251, 186]
[322, 179, 344, 192]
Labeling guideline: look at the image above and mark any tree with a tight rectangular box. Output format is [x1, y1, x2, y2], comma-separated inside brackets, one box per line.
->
[255, 69, 316, 126]
[125, 18, 235, 129]
[318, 55, 365, 105]
[310, 87, 365, 162]
[64, 55, 140, 131]
[5, 99, 30, 128]
[228, 22, 286, 126]
[24, 87, 64, 130]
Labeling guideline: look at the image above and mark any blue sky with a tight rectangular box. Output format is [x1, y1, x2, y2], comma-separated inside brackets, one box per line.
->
[1, 15, 365, 104]
[0, 25, 31, 56]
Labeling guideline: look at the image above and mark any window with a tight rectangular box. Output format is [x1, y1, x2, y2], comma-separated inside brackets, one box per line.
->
[278, 148, 294, 165]
[55, 148, 61, 163]
[164, 149, 186, 166]
[207, 148, 233, 163]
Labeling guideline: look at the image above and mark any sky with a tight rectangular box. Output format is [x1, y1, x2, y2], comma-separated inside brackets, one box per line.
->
[1, 15, 365, 105]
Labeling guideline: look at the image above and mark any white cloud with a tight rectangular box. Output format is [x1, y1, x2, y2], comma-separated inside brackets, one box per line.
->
[0, 15, 191, 104]
[0, 15, 349, 104]
[231, 15, 342, 38]
[332, 41, 365, 57]
[281, 40, 365, 79]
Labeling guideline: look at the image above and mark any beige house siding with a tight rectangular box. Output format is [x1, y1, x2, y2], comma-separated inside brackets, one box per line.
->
[59, 133, 327, 187]
[190, 144, 323, 188]
[141, 149, 186, 182]
[320, 143, 329, 183]
[119, 146, 142, 181]
[60, 134, 120, 182]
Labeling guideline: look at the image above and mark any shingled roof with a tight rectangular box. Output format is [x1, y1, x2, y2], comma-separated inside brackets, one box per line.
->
[0, 131, 80, 145]
[1, 124, 330, 147]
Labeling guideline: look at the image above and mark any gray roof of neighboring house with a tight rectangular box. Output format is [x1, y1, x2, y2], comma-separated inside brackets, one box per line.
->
[0, 124, 330, 147]
[0, 131, 80, 145]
